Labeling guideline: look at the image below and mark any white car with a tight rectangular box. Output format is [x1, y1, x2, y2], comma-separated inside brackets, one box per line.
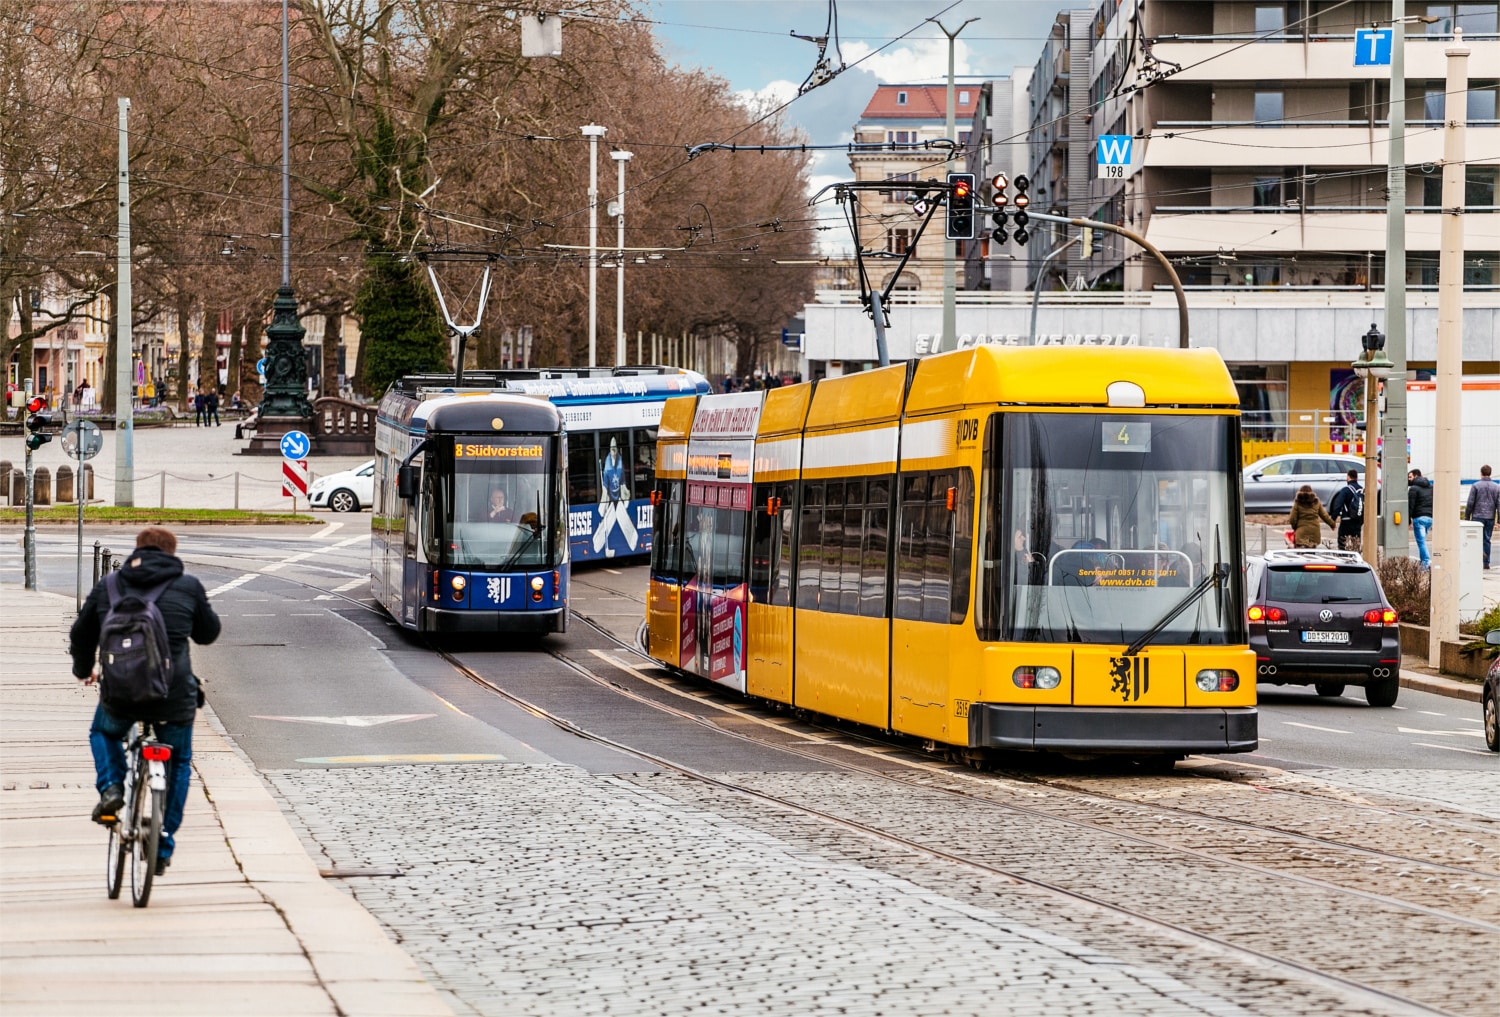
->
[309, 460, 374, 512]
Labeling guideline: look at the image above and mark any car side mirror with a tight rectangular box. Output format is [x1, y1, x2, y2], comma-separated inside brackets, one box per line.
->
[397, 464, 419, 500]
[1250, 473, 1263, 481]
[1488, 629, 1500, 646]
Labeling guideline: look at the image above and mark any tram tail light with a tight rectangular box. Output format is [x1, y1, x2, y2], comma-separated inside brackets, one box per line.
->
[1196, 669, 1239, 692]
[650, 490, 661, 507]
[946, 487, 956, 511]
[1247, 605, 1285, 623]
[766, 496, 782, 515]
[1364, 608, 1398, 625]
[1012, 666, 1061, 690]
[553, 570, 561, 601]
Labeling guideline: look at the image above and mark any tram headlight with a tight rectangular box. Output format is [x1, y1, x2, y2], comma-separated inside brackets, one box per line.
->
[450, 575, 467, 591]
[531, 575, 545, 602]
[1196, 669, 1239, 692]
[1013, 666, 1061, 690]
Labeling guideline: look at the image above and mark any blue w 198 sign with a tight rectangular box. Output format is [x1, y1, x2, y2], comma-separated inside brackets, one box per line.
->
[1355, 29, 1392, 66]
[1096, 135, 1133, 179]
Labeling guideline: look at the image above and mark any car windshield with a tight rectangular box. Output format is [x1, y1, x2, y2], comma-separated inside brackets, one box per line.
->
[421, 436, 560, 569]
[1267, 567, 1379, 604]
[978, 412, 1244, 645]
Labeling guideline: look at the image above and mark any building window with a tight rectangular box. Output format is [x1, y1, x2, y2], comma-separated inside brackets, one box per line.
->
[887, 130, 915, 145]
[886, 228, 915, 256]
[885, 172, 916, 202]
[1424, 83, 1445, 121]
[1469, 167, 1498, 207]
[959, 90, 970, 104]
[1469, 82, 1498, 121]
[1253, 177, 1283, 207]
[896, 90, 908, 105]
[1254, 5, 1286, 34]
[1427, 4, 1500, 35]
[1254, 91, 1284, 125]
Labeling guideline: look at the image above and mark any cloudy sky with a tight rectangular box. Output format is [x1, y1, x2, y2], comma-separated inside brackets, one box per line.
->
[650, 1, 1067, 203]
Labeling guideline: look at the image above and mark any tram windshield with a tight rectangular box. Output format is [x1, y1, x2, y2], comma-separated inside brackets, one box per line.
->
[979, 413, 1244, 645]
[422, 436, 559, 570]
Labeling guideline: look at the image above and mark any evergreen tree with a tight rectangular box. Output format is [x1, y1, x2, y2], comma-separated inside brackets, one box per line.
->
[355, 256, 447, 395]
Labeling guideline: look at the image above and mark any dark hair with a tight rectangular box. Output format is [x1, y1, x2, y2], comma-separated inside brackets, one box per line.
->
[1409, 468, 1423, 478]
[1484, 465, 1493, 477]
[1298, 484, 1315, 495]
[135, 527, 177, 555]
[1346, 470, 1358, 480]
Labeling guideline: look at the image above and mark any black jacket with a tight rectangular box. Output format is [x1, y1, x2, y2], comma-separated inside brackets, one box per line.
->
[69, 547, 221, 722]
[1329, 481, 1363, 522]
[1408, 476, 1434, 519]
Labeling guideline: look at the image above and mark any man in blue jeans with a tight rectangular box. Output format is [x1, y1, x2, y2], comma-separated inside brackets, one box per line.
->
[69, 528, 221, 875]
[1408, 468, 1435, 568]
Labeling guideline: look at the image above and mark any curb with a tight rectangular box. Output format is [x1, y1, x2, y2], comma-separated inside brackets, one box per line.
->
[1398, 668, 1483, 703]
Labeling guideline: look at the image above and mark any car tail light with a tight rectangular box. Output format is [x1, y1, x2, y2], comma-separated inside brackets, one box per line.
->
[1364, 608, 1398, 625]
[1196, 669, 1240, 692]
[1248, 605, 1286, 623]
[1013, 666, 1062, 690]
[1304, 564, 1337, 571]
[142, 744, 172, 761]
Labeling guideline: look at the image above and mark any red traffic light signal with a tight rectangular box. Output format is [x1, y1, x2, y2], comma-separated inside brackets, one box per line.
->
[952, 177, 972, 200]
[26, 396, 45, 413]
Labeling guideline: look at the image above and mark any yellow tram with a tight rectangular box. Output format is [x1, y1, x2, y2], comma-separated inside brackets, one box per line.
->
[644, 346, 1256, 758]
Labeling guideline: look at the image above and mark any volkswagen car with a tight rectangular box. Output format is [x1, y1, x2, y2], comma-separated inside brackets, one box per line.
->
[1245, 548, 1402, 707]
[308, 460, 374, 512]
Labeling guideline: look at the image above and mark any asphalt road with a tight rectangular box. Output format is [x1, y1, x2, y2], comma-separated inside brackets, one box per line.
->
[3, 519, 1491, 771]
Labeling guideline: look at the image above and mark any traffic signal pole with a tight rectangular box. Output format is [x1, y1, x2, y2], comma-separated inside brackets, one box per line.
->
[24, 440, 36, 591]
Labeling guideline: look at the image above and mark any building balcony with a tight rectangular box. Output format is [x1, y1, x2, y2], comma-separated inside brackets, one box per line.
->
[1144, 208, 1500, 254]
[1151, 36, 1500, 81]
[1144, 125, 1498, 168]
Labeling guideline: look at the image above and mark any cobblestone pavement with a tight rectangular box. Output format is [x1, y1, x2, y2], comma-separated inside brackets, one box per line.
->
[265, 758, 1489, 1017]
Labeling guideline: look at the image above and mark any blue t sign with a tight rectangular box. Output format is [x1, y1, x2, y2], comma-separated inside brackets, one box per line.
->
[1355, 29, 1392, 66]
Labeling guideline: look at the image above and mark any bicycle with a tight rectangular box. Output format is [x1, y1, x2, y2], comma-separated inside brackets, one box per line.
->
[104, 722, 171, 907]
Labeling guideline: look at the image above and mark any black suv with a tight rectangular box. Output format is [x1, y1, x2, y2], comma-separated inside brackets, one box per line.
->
[1245, 549, 1402, 707]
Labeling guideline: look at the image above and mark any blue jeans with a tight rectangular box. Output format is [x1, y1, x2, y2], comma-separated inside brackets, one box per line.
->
[1412, 516, 1433, 567]
[89, 703, 193, 860]
[1480, 516, 1494, 567]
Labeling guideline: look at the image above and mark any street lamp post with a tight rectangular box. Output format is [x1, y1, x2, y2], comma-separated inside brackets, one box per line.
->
[1352, 324, 1393, 567]
[582, 125, 607, 367]
[611, 150, 633, 367]
[928, 16, 977, 354]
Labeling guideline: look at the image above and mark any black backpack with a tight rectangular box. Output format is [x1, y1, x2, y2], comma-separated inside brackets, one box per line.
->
[98, 574, 174, 709]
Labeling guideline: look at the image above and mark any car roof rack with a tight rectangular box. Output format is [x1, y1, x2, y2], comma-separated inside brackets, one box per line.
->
[1261, 548, 1367, 566]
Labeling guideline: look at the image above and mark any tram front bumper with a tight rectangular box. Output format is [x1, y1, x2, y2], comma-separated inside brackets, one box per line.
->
[968, 705, 1257, 754]
[420, 605, 567, 635]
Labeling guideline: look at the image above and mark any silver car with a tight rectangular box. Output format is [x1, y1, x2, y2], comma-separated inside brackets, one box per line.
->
[1242, 453, 1366, 514]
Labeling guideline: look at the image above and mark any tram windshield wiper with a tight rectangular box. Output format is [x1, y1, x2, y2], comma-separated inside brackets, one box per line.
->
[1123, 525, 1227, 657]
[492, 490, 545, 574]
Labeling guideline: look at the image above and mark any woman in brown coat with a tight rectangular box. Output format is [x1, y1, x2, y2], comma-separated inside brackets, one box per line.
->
[1287, 484, 1335, 548]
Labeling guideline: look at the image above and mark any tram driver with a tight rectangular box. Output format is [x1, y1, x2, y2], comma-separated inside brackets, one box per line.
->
[487, 488, 515, 524]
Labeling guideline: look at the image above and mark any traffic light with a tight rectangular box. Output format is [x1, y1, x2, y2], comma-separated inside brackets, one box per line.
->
[25, 397, 53, 451]
[946, 172, 976, 240]
[990, 172, 1010, 243]
[1012, 174, 1032, 246]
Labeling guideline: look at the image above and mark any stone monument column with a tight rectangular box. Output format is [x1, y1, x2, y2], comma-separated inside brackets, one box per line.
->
[244, 285, 316, 454]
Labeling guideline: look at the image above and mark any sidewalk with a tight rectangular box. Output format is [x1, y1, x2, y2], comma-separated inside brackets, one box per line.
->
[0, 586, 452, 1017]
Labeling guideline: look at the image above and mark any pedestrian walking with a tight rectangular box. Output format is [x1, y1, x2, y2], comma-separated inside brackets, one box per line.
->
[1288, 485, 1335, 548]
[192, 390, 205, 426]
[1328, 469, 1364, 551]
[206, 389, 220, 426]
[1467, 464, 1499, 569]
[1408, 468, 1435, 568]
[68, 527, 221, 876]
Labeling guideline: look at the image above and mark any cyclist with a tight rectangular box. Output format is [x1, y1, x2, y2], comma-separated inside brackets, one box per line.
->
[69, 527, 221, 876]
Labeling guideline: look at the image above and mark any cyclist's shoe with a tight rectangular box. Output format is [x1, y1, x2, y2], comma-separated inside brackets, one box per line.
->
[154, 855, 171, 877]
[92, 785, 124, 825]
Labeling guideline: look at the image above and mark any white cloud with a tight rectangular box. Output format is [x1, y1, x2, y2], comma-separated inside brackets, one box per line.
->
[734, 79, 800, 114]
[839, 37, 973, 83]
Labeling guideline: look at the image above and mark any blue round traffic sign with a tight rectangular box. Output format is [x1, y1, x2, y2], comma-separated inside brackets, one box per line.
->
[280, 430, 311, 460]
[256, 357, 267, 375]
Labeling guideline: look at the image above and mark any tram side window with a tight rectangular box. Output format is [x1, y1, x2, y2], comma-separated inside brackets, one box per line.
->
[976, 415, 1003, 641]
[632, 429, 657, 499]
[821, 481, 844, 606]
[651, 480, 686, 579]
[861, 477, 892, 618]
[923, 472, 955, 623]
[841, 479, 865, 614]
[568, 433, 599, 504]
[750, 482, 776, 601]
[895, 474, 929, 620]
[797, 482, 823, 609]
[714, 508, 748, 587]
[949, 469, 974, 624]
[773, 482, 796, 607]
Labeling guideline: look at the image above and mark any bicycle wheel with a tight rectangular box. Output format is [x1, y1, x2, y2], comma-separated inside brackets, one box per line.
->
[105, 812, 126, 900]
[129, 781, 163, 908]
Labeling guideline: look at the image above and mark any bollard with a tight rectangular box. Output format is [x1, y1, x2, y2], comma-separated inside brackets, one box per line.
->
[57, 464, 75, 503]
[10, 469, 23, 505]
[81, 463, 94, 501]
[234, 471, 240, 510]
[33, 466, 51, 506]
[0, 459, 10, 503]
[93, 542, 103, 585]
[160, 471, 166, 508]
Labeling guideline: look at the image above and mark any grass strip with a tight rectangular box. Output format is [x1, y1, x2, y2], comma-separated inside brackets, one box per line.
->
[0, 506, 320, 525]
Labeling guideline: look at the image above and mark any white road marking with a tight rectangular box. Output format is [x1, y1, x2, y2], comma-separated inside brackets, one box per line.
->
[206, 574, 257, 597]
[1417, 710, 1446, 717]
[314, 595, 334, 600]
[1398, 726, 1485, 738]
[334, 578, 366, 592]
[310, 522, 344, 540]
[602, 568, 621, 575]
[1412, 741, 1494, 756]
[1282, 721, 1350, 734]
[1391, 705, 1408, 710]
[253, 714, 435, 727]
[290, 612, 322, 616]
[242, 613, 275, 617]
